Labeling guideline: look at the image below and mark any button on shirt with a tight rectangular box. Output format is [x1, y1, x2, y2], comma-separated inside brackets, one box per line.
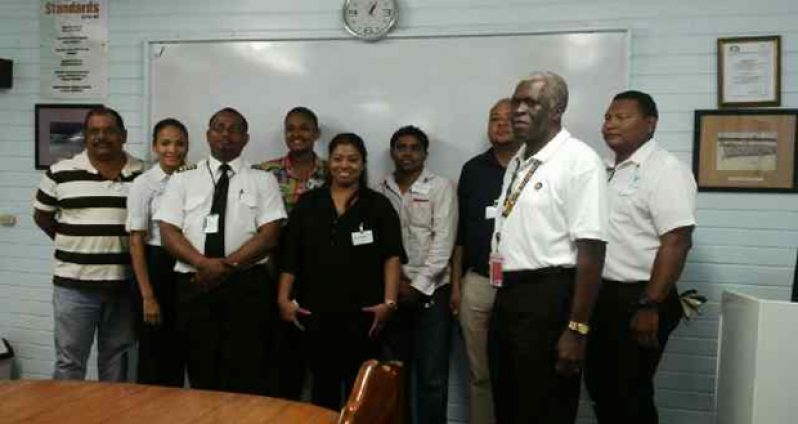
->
[493, 129, 608, 271]
[456, 149, 507, 276]
[377, 169, 458, 296]
[154, 156, 287, 273]
[603, 139, 697, 282]
[126, 164, 171, 246]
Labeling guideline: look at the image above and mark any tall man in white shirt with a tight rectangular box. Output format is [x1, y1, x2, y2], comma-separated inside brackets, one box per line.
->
[377, 125, 458, 424]
[492, 71, 608, 424]
[156, 108, 286, 395]
[585, 90, 696, 424]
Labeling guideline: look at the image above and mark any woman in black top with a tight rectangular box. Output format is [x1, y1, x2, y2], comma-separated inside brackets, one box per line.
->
[277, 133, 404, 410]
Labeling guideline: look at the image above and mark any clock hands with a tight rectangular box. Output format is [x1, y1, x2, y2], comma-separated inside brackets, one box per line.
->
[368, 1, 377, 16]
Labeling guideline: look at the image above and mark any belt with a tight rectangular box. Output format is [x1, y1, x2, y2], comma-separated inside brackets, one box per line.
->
[503, 267, 575, 286]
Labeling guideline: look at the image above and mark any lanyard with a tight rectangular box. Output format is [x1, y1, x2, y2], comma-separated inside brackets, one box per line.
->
[494, 157, 542, 248]
[501, 158, 542, 218]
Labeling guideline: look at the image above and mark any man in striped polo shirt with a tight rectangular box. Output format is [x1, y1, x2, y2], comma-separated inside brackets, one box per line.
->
[33, 106, 145, 381]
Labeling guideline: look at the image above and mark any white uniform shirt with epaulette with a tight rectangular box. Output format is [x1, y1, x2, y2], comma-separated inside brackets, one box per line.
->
[376, 168, 458, 296]
[154, 155, 287, 273]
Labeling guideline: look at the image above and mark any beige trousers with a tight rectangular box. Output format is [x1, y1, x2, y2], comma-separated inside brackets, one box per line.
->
[459, 270, 497, 424]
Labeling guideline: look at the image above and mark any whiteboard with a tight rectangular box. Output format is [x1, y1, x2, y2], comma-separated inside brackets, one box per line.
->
[148, 31, 628, 182]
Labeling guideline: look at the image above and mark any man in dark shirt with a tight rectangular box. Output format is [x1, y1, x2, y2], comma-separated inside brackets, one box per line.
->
[450, 98, 520, 423]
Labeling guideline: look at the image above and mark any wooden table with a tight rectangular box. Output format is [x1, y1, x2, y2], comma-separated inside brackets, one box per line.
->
[0, 380, 339, 423]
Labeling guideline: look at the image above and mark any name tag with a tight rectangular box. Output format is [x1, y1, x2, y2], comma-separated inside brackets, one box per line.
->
[485, 205, 498, 220]
[351, 230, 374, 246]
[204, 214, 220, 234]
[412, 182, 431, 195]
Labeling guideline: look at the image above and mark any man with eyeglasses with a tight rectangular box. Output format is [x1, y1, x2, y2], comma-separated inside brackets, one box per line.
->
[34, 106, 146, 381]
[156, 107, 286, 394]
[377, 125, 458, 424]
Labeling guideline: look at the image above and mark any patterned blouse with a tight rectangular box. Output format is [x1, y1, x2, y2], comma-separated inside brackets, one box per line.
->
[256, 154, 328, 213]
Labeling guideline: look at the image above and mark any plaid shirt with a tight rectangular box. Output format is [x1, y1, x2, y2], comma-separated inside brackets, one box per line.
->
[257, 154, 328, 213]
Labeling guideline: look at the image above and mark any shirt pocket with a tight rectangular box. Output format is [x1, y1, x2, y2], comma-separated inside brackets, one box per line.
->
[407, 196, 432, 227]
[235, 191, 259, 231]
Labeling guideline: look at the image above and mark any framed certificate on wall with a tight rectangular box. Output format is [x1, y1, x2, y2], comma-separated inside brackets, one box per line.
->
[717, 36, 781, 108]
[693, 109, 797, 192]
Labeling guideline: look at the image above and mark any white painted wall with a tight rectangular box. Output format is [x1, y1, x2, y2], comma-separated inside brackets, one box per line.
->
[1, 1, 796, 423]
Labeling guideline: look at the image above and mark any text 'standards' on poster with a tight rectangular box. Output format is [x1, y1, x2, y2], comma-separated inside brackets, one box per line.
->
[39, 0, 108, 99]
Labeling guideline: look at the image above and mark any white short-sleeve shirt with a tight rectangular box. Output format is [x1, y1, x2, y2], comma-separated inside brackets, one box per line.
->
[126, 164, 170, 246]
[603, 139, 697, 282]
[154, 155, 287, 273]
[493, 129, 608, 271]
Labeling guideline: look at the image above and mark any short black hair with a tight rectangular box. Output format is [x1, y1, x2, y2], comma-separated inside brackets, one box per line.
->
[152, 118, 189, 145]
[285, 106, 319, 130]
[208, 107, 248, 132]
[84, 106, 126, 133]
[390, 125, 429, 152]
[613, 90, 659, 119]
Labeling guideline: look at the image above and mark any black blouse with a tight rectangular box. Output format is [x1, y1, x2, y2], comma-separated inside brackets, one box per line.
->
[282, 187, 406, 314]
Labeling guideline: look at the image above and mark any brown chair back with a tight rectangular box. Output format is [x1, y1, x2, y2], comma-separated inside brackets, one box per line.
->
[338, 359, 404, 424]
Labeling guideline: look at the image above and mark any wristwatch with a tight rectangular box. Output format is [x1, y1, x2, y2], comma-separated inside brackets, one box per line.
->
[567, 320, 590, 336]
[384, 299, 398, 311]
[636, 295, 660, 310]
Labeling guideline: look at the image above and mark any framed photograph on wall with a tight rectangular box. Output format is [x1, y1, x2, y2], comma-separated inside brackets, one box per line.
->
[717, 35, 781, 107]
[35, 103, 102, 170]
[693, 109, 798, 192]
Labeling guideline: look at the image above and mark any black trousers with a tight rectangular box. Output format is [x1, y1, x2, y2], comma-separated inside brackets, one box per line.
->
[303, 310, 381, 410]
[177, 265, 275, 395]
[136, 246, 185, 387]
[494, 268, 580, 424]
[584, 281, 682, 424]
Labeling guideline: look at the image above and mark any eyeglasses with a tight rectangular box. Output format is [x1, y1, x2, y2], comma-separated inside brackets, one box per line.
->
[210, 124, 246, 135]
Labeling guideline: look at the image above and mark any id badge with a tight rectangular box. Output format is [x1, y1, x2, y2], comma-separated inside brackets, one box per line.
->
[351, 230, 374, 246]
[204, 214, 220, 234]
[489, 252, 504, 288]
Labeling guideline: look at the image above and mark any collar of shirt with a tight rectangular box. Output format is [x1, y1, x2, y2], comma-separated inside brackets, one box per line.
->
[605, 138, 659, 171]
[282, 153, 326, 181]
[508, 128, 571, 184]
[382, 167, 434, 197]
[74, 150, 145, 177]
[150, 162, 169, 182]
[207, 155, 244, 179]
[479, 148, 506, 169]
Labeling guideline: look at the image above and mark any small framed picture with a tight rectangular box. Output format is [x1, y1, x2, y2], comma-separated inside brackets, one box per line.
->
[693, 109, 798, 192]
[35, 103, 102, 170]
[717, 35, 781, 107]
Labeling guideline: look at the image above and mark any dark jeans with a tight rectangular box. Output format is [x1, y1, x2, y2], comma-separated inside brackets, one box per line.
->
[384, 284, 452, 424]
[135, 246, 185, 387]
[177, 265, 275, 395]
[584, 281, 683, 424]
[304, 311, 382, 410]
[494, 268, 581, 424]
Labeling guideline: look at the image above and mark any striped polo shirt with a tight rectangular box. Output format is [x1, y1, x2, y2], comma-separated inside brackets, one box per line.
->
[33, 150, 146, 290]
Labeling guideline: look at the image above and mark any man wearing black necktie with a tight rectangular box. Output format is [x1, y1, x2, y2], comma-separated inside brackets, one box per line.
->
[156, 108, 287, 394]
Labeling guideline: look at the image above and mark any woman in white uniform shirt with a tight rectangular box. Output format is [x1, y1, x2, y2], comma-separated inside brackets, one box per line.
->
[126, 118, 189, 386]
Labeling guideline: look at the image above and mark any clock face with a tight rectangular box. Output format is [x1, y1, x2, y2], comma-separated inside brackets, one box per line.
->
[343, 0, 397, 40]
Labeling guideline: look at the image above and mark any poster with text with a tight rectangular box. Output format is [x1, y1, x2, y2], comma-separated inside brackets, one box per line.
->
[39, 0, 108, 99]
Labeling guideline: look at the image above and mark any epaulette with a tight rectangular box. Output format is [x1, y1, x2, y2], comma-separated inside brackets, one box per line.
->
[176, 163, 198, 173]
[251, 164, 269, 171]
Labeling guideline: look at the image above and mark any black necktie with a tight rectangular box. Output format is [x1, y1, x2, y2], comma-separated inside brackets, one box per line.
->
[204, 163, 230, 258]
